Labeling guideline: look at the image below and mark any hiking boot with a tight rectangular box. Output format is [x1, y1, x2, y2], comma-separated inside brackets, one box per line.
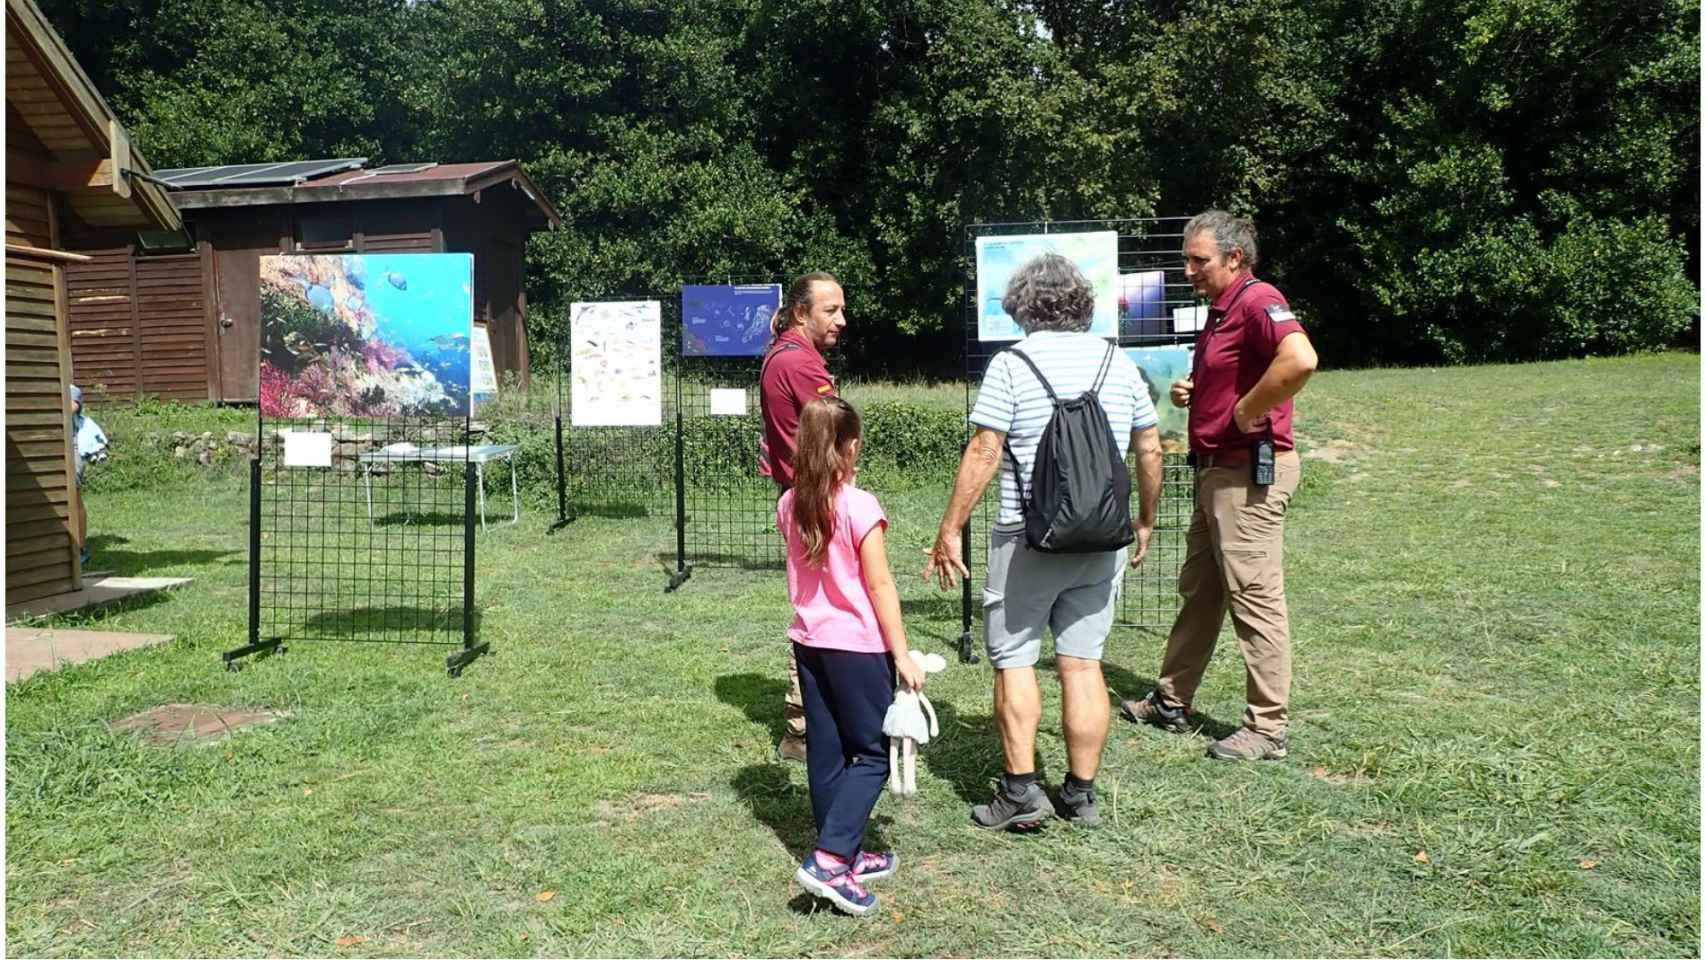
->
[1119, 690, 1191, 733]
[970, 781, 1053, 831]
[850, 850, 896, 882]
[1056, 783, 1102, 828]
[795, 855, 878, 916]
[1207, 727, 1288, 761]
[777, 734, 808, 764]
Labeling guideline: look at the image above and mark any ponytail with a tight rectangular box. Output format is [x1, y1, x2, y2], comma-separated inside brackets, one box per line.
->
[790, 396, 862, 567]
[768, 271, 840, 345]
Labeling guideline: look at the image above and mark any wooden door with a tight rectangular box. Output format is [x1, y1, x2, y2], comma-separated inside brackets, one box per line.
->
[209, 216, 281, 402]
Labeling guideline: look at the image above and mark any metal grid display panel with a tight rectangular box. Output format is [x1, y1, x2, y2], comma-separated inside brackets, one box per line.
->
[675, 356, 784, 572]
[962, 218, 1200, 636]
[252, 415, 471, 649]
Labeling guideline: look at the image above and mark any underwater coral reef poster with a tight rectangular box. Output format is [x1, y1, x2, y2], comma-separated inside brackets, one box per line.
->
[570, 300, 662, 427]
[680, 284, 782, 357]
[1124, 344, 1193, 451]
[258, 254, 474, 418]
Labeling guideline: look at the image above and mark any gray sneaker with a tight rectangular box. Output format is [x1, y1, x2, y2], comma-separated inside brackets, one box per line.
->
[1056, 784, 1101, 828]
[970, 781, 1052, 831]
[1207, 727, 1288, 761]
[777, 734, 808, 764]
[1119, 690, 1191, 733]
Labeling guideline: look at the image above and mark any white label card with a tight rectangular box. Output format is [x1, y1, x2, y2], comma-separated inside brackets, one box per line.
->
[283, 431, 334, 468]
[709, 388, 747, 416]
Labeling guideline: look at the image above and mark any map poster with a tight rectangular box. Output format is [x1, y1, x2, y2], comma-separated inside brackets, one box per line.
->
[570, 300, 663, 427]
[681, 284, 782, 357]
[974, 231, 1118, 341]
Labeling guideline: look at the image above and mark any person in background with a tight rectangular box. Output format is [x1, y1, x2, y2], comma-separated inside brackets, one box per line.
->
[780, 396, 924, 917]
[758, 271, 849, 763]
[68, 384, 108, 568]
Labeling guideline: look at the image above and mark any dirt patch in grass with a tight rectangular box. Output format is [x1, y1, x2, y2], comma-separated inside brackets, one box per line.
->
[111, 703, 289, 746]
[594, 791, 712, 823]
[1308, 765, 1374, 787]
[1301, 439, 1365, 464]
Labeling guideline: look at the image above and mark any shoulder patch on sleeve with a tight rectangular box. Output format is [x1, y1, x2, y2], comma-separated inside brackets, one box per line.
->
[1265, 303, 1296, 323]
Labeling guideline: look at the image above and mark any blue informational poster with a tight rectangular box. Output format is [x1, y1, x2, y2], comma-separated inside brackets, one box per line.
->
[681, 284, 783, 357]
[259, 253, 473, 418]
[1124, 344, 1193, 449]
[1119, 270, 1167, 339]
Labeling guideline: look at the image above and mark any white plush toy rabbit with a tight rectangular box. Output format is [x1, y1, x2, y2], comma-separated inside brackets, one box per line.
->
[882, 650, 947, 796]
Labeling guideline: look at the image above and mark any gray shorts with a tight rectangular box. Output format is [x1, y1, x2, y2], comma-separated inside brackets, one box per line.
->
[982, 527, 1126, 669]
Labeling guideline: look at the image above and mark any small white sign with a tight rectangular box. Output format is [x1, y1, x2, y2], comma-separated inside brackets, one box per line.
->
[471, 324, 498, 395]
[282, 431, 333, 468]
[709, 388, 747, 416]
[1172, 305, 1208, 333]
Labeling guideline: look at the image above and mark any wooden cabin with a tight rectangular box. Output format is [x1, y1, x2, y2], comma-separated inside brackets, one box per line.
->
[6, 0, 182, 603]
[65, 159, 561, 402]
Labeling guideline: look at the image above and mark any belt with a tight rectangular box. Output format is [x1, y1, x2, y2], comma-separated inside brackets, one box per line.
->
[1192, 447, 1299, 469]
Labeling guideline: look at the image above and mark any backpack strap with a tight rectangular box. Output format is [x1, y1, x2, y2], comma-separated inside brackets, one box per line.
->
[1004, 347, 1058, 403]
[1090, 342, 1115, 394]
[998, 347, 1060, 511]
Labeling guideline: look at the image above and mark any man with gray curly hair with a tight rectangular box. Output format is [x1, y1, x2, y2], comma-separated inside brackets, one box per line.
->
[925, 252, 1163, 831]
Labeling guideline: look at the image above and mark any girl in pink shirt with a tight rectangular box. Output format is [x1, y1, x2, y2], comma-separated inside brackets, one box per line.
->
[779, 397, 926, 917]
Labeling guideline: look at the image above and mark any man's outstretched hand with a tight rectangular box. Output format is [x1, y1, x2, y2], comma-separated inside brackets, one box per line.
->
[922, 528, 969, 591]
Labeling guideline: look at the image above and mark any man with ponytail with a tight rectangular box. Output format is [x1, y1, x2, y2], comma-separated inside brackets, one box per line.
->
[759, 272, 849, 763]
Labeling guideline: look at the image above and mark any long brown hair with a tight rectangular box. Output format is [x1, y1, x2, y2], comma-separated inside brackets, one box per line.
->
[790, 396, 862, 567]
[769, 271, 839, 341]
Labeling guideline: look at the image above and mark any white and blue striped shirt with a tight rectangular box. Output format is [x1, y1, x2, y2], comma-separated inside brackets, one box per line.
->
[970, 331, 1158, 527]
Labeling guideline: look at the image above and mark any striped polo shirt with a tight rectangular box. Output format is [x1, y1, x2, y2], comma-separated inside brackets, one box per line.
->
[970, 330, 1158, 528]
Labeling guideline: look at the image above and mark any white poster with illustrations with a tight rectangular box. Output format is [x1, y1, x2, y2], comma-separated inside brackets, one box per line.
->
[570, 300, 662, 426]
[471, 323, 498, 402]
[975, 231, 1119, 341]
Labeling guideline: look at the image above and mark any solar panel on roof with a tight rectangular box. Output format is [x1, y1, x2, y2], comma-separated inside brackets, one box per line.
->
[150, 158, 367, 188]
[370, 162, 437, 175]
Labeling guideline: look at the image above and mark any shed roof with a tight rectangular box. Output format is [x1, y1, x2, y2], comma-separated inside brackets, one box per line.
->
[155, 159, 561, 231]
[5, 0, 181, 235]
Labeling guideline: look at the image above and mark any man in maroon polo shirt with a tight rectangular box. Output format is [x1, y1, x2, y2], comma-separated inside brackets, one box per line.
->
[1120, 211, 1318, 761]
[759, 272, 846, 762]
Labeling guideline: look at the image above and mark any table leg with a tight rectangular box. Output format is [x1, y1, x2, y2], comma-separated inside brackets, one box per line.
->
[509, 454, 519, 524]
[477, 462, 488, 534]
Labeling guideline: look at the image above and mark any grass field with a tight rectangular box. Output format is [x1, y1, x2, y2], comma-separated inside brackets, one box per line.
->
[6, 353, 1700, 957]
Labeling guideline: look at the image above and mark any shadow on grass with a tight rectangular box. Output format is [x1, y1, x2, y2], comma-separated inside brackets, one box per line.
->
[656, 552, 784, 574]
[302, 606, 482, 643]
[83, 534, 239, 578]
[714, 672, 788, 742]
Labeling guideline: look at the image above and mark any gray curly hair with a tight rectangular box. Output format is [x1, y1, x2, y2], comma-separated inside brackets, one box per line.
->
[1001, 253, 1095, 333]
[1184, 210, 1259, 270]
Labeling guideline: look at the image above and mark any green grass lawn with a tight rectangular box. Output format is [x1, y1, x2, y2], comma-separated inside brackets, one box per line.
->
[7, 353, 1700, 957]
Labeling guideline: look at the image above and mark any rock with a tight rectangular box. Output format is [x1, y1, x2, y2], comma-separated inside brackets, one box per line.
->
[173, 446, 190, 459]
[172, 431, 190, 443]
[227, 432, 253, 446]
[197, 449, 214, 466]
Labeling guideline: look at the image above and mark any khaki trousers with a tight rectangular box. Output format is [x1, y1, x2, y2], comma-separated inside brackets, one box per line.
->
[785, 641, 807, 738]
[1156, 453, 1299, 738]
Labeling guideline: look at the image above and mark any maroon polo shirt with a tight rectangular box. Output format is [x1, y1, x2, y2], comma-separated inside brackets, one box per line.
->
[1187, 271, 1306, 454]
[758, 327, 836, 489]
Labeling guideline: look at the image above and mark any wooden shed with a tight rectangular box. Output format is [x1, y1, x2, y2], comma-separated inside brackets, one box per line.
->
[65, 159, 561, 403]
[6, 0, 182, 602]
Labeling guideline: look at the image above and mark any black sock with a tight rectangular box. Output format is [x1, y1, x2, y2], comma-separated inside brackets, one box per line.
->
[1001, 771, 1037, 798]
[1062, 774, 1094, 797]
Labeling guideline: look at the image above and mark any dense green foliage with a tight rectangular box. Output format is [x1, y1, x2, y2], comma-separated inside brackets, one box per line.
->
[45, 0, 1699, 370]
